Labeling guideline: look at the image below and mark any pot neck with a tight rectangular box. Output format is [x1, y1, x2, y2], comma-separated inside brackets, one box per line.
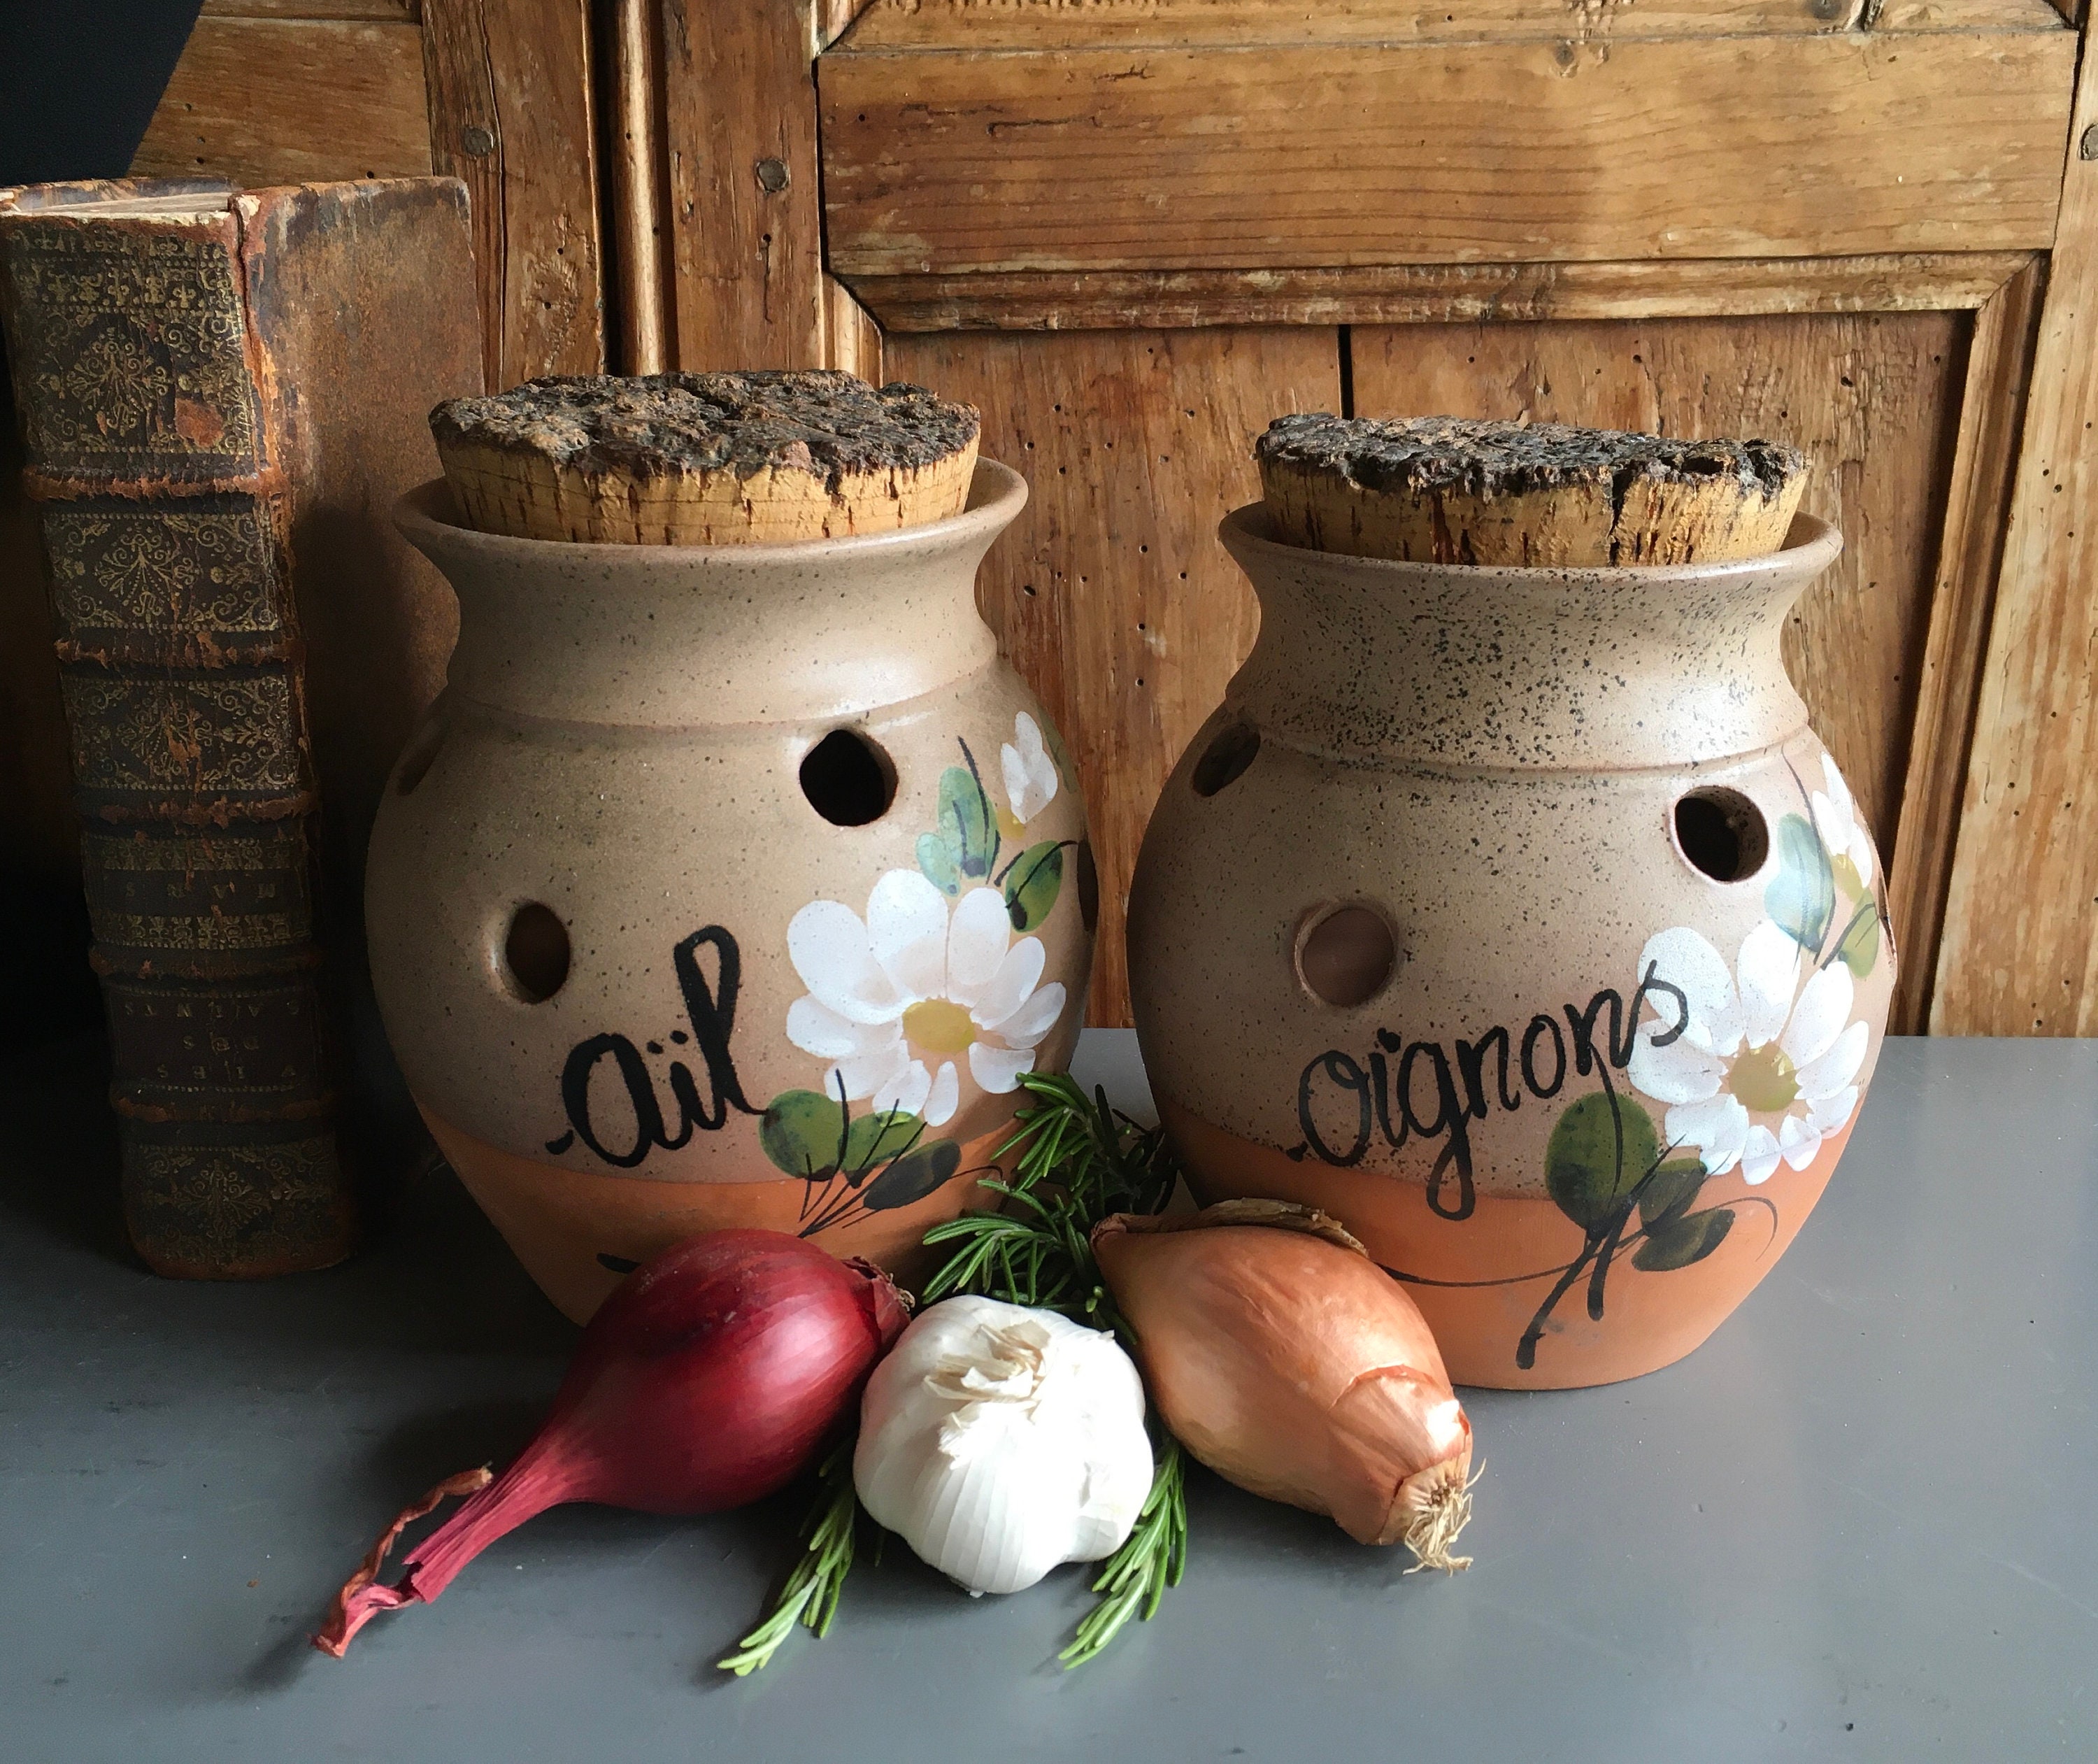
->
[394, 460, 1026, 728]
[1217, 506, 1843, 772]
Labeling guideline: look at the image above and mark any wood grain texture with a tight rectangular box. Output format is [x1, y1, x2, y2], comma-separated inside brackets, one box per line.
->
[610, 0, 669, 374]
[885, 328, 1341, 1025]
[843, 0, 2059, 45]
[660, 0, 827, 369]
[1885, 262, 2041, 1032]
[1351, 312, 1967, 867]
[129, 19, 431, 187]
[422, 0, 604, 389]
[825, 277, 885, 381]
[201, 1, 419, 17]
[1933, 40, 2098, 1034]
[820, 31, 2075, 275]
[851, 255, 2033, 333]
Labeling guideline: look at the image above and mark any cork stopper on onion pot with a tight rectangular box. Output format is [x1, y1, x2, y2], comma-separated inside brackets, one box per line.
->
[1256, 413, 1809, 568]
[429, 369, 981, 545]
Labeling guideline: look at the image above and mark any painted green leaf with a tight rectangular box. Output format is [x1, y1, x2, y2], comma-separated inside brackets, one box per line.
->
[917, 832, 962, 897]
[1637, 1158, 1709, 1232]
[861, 1137, 962, 1211]
[1766, 813, 1836, 952]
[1002, 840, 1064, 932]
[1836, 900, 1881, 980]
[1545, 1092, 1661, 1232]
[1632, 1206, 1735, 1272]
[761, 1089, 846, 1181]
[842, 1108, 925, 1182]
[939, 763, 999, 879]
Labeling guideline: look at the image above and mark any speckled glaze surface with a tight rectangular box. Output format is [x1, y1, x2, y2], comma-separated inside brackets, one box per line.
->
[1129, 506, 1892, 1388]
[366, 461, 1093, 1322]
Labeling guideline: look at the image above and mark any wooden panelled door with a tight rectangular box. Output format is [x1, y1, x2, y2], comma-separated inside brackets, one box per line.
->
[616, 0, 2096, 1037]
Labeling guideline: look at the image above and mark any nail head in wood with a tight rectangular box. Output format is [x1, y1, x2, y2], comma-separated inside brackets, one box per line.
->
[2081, 125, 2098, 162]
[461, 125, 496, 159]
[756, 157, 790, 192]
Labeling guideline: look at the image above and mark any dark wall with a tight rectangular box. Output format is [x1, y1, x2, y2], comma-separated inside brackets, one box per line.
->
[0, 1, 204, 1045]
[0, 1, 205, 187]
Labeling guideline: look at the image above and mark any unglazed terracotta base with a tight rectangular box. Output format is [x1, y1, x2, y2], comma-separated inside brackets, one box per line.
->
[1129, 507, 1894, 1390]
[1164, 1101, 1848, 1388]
[424, 1105, 1008, 1323]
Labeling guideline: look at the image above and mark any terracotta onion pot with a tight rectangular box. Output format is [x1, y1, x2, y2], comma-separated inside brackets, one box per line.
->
[367, 461, 1093, 1322]
[1128, 506, 1892, 1388]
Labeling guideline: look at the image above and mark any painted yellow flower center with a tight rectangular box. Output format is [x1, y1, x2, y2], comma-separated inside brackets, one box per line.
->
[1732, 1041, 1800, 1114]
[997, 804, 1027, 844]
[903, 998, 978, 1054]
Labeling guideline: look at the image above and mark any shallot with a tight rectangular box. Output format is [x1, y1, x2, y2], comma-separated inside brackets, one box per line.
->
[315, 1230, 908, 1655]
[1092, 1199, 1476, 1570]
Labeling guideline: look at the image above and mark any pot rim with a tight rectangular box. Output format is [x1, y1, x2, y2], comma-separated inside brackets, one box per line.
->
[394, 455, 1029, 562]
[1218, 501, 1843, 585]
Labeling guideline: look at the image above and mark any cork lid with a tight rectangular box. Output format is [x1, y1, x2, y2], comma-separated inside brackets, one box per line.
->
[1257, 413, 1809, 568]
[430, 369, 983, 546]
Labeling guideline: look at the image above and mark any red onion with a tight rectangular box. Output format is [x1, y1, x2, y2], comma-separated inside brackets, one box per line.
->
[316, 1230, 908, 1656]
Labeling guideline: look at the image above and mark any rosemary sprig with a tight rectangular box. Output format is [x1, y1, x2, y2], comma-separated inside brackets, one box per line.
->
[927, 1074, 1190, 1666]
[724, 1074, 1188, 1674]
[1058, 1430, 1187, 1670]
[920, 1071, 1178, 1328]
[716, 1439, 859, 1677]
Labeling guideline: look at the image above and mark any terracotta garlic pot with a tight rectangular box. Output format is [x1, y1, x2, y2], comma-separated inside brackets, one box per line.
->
[366, 461, 1093, 1322]
[1128, 506, 1892, 1388]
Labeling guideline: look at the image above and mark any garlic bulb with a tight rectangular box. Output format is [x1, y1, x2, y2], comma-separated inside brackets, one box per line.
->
[854, 1296, 1153, 1595]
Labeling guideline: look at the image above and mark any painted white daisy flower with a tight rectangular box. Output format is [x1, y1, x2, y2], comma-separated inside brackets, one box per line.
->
[1811, 753, 1876, 896]
[1000, 712, 1059, 827]
[785, 869, 1067, 1129]
[1627, 922, 1870, 1186]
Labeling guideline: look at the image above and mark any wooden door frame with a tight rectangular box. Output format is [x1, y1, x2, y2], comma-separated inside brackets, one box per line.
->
[608, 0, 2095, 1035]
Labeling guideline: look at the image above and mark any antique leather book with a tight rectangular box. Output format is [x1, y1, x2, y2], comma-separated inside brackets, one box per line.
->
[0, 176, 481, 1276]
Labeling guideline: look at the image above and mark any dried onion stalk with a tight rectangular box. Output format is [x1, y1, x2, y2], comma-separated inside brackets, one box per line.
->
[1092, 1199, 1475, 1570]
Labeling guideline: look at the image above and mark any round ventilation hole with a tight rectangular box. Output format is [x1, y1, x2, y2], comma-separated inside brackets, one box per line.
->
[1674, 787, 1771, 884]
[800, 727, 896, 827]
[503, 902, 571, 1002]
[1192, 720, 1260, 798]
[1296, 904, 1397, 1008]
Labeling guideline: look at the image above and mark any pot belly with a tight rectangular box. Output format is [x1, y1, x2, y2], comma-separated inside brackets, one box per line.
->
[368, 664, 1092, 1307]
[1132, 717, 1893, 1388]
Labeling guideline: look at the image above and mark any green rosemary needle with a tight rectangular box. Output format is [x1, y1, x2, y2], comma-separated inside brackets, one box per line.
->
[1059, 1430, 1187, 1669]
[724, 1074, 1188, 1674]
[716, 1439, 859, 1677]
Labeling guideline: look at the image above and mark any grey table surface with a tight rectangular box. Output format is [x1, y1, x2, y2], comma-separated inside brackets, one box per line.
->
[2, 1030, 2095, 1764]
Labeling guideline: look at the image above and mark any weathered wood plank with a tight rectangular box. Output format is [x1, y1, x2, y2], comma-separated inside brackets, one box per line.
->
[1885, 260, 2042, 1032]
[201, 1, 419, 18]
[422, 0, 604, 388]
[130, 18, 431, 186]
[885, 327, 1342, 1026]
[1932, 38, 2098, 1034]
[820, 32, 2076, 275]
[850, 255, 2034, 333]
[1351, 310, 1967, 868]
[842, 0, 2059, 48]
[609, 0, 669, 374]
[660, 0, 827, 369]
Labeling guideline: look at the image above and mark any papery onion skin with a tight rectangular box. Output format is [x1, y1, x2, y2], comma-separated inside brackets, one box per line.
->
[1092, 1201, 1473, 1563]
[317, 1230, 909, 1656]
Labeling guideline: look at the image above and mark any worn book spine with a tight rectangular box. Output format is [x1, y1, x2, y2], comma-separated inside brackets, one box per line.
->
[0, 178, 354, 1278]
